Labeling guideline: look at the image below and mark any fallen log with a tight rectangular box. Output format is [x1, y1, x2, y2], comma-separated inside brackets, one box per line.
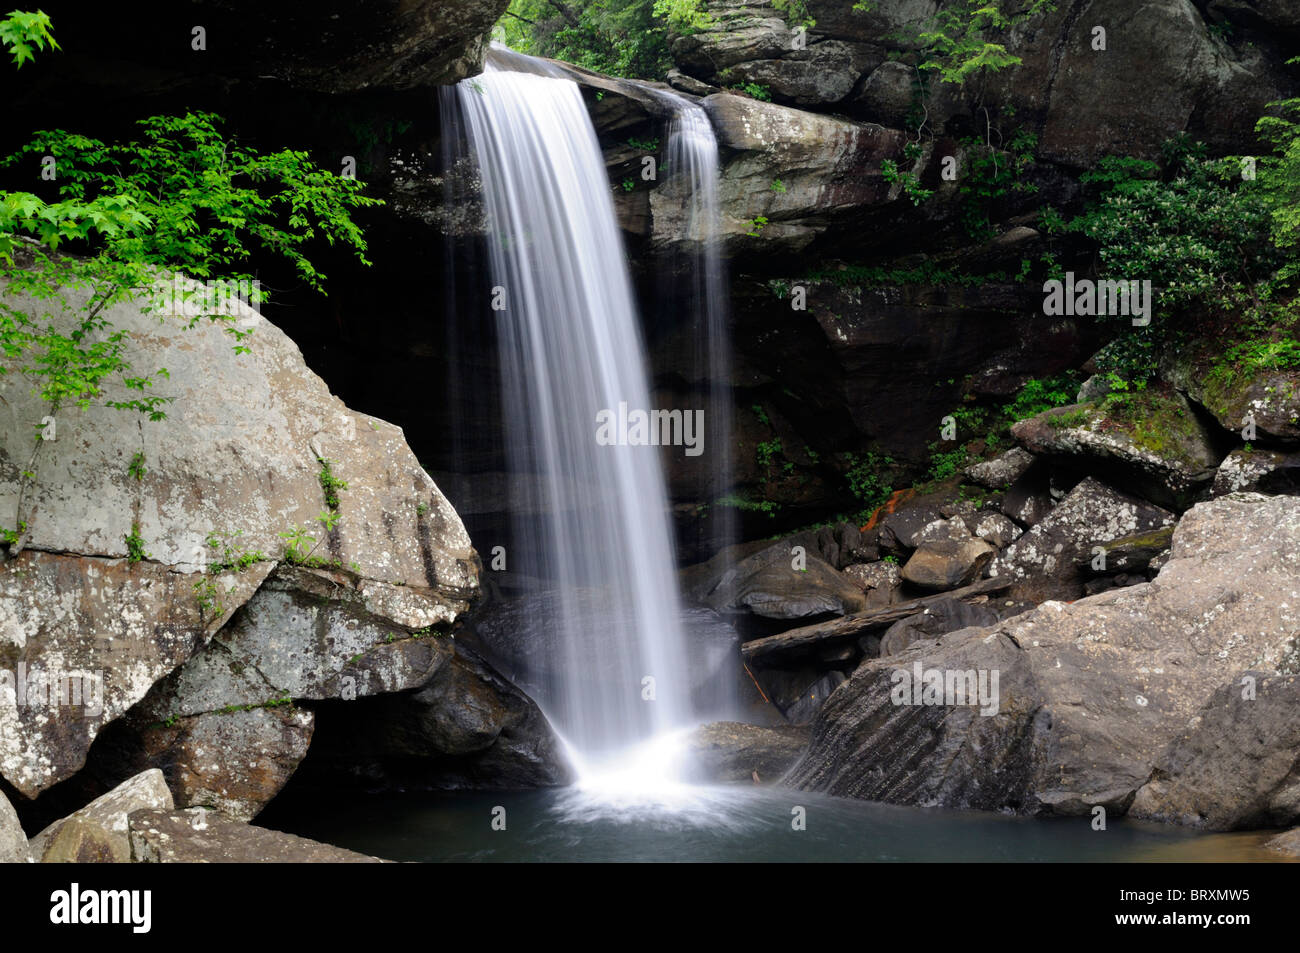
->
[740, 576, 1012, 665]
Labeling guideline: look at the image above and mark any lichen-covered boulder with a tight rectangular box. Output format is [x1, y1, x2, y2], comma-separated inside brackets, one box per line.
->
[988, 477, 1175, 601]
[0, 276, 478, 798]
[1010, 391, 1222, 509]
[30, 769, 172, 862]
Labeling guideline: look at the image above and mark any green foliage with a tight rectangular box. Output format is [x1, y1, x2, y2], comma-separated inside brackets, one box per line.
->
[915, 0, 1057, 86]
[1003, 374, 1078, 422]
[770, 179, 787, 193]
[1065, 146, 1275, 314]
[204, 529, 267, 573]
[756, 437, 782, 470]
[124, 522, 148, 563]
[713, 493, 780, 518]
[0, 9, 58, 69]
[497, 0, 686, 80]
[1254, 61, 1300, 282]
[317, 457, 348, 510]
[771, 0, 815, 29]
[956, 130, 1038, 238]
[731, 82, 772, 102]
[881, 158, 934, 206]
[746, 215, 769, 237]
[627, 136, 660, 151]
[844, 450, 895, 514]
[128, 450, 147, 481]
[1, 112, 381, 421]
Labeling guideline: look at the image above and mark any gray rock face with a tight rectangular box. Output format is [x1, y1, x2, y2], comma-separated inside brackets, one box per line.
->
[704, 544, 867, 620]
[1212, 447, 1300, 497]
[1129, 674, 1300, 830]
[697, 93, 906, 254]
[1265, 827, 1300, 858]
[1163, 345, 1300, 447]
[0, 277, 478, 799]
[966, 448, 1036, 490]
[787, 493, 1300, 816]
[878, 598, 1001, 659]
[1011, 394, 1223, 508]
[129, 808, 386, 863]
[0, 787, 29, 863]
[31, 769, 172, 863]
[989, 477, 1175, 601]
[686, 721, 810, 783]
[843, 561, 903, 608]
[299, 644, 573, 791]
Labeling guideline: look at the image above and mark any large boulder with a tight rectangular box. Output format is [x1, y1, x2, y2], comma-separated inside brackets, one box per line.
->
[129, 808, 386, 863]
[1129, 674, 1300, 830]
[1010, 392, 1224, 508]
[786, 493, 1300, 817]
[697, 94, 906, 255]
[1212, 447, 1300, 497]
[0, 275, 478, 799]
[291, 643, 573, 791]
[30, 769, 172, 863]
[702, 543, 866, 620]
[988, 477, 1175, 601]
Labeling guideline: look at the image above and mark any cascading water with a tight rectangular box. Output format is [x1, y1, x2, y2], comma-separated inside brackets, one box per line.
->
[653, 89, 735, 573]
[447, 49, 696, 775]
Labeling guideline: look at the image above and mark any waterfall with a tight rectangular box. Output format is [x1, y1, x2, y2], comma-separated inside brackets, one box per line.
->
[653, 90, 735, 569]
[447, 50, 696, 767]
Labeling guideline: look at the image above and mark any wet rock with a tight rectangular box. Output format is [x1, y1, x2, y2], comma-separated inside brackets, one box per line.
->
[989, 477, 1175, 601]
[686, 721, 810, 783]
[697, 92, 906, 255]
[786, 493, 1300, 816]
[129, 808, 386, 863]
[31, 769, 172, 863]
[291, 644, 572, 792]
[1264, 828, 1300, 858]
[1130, 674, 1300, 830]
